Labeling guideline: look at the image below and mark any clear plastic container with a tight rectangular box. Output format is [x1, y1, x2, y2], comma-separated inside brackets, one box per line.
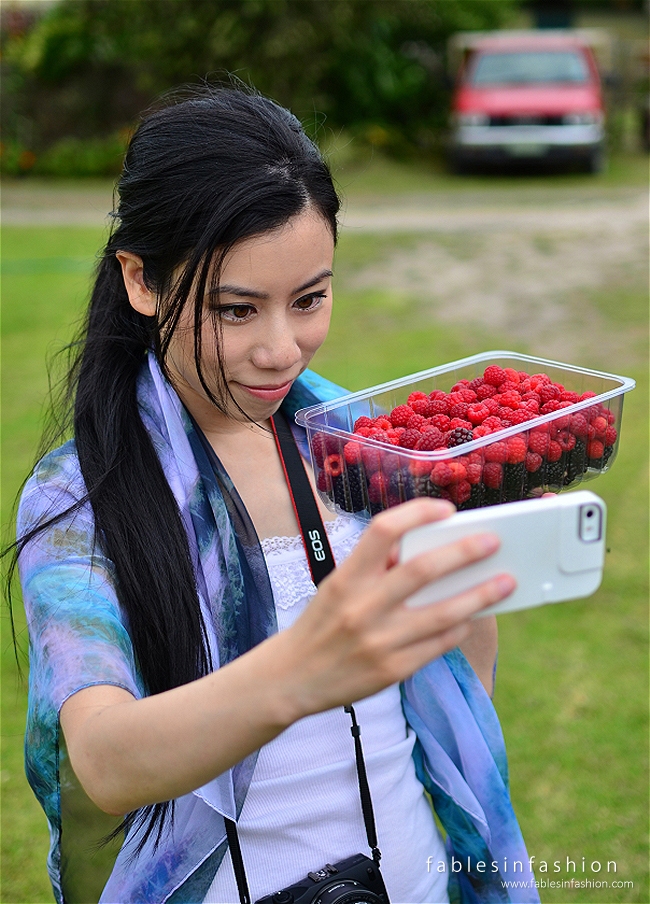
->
[295, 351, 635, 518]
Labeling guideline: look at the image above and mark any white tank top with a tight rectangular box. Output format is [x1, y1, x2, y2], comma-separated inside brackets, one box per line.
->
[204, 515, 449, 904]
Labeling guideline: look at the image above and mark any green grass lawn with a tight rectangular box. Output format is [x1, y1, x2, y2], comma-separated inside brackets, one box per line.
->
[2, 194, 648, 904]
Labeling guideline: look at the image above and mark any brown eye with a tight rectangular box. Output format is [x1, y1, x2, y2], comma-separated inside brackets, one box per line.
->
[294, 293, 326, 311]
[231, 305, 252, 319]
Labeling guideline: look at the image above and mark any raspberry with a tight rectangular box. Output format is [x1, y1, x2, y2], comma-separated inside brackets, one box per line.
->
[410, 457, 434, 478]
[428, 390, 447, 400]
[361, 445, 382, 472]
[449, 418, 473, 431]
[385, 428, 403, 445]
[428, 398, 450, 415]
[524, 399, 540, 415]
[499, 381, 521, 395]
[477, 383, 498, 400]
[390, 405, 413, 427]
[499, 390, 521, 410]
[506, 436, 527, 464]
[450, 380, 471, 391]
[484, 365, 507, 387]
[587, 440, 605, 460]
[605, 426, 617, 445]
[472, 425, 491, 438]
[560, 391, 580, 404]
[467, 403, 490, 425]
[430, 414, 451, 431]
[555, 430, 576, 453]
[468, 377, 485, 391]
[410, 398, 431, 416]
[580, 391, 597, 400]
[483, 416, 503, 431]
[547, 440, 563, 463]
[525, 452, 543, 472]
[483, 397, 500, 414]
[449, 402, 470, 419]
[447, 480, 472, 505]
[353, 416, 374, 432]
[312, 432, 340, 466]
[530, 373, 551, 387]
[367, 429, 389, 444]
[430, 462, 454, 486]
[414, 429, 445, 451]
[317, 469, 330, 493]
[591, 415, 608, 437]
[355, 426, 372, 438]
[458, 389, 478, 403]
[528, 430, 550, 456]
[344, 441, 362, 465]
[407, 391, 428, 405]
[482, 461, 503, 488]
[324, 453, 344, 478]
[368, 471, 389, 505]
[540, 400, 563, 415]
[374, 416, 392, 431]
[569, 414, 589, 438]
[539, 384, 560, 403]
[406, 414, 427, 430]
[507, 409, 532, 426]
[522, 391, 541, 404]
[398, 428, 422, 450]
[484, 441, 507, 464]
[447, 461, 468, 484]
[446, 427, 474, 448]
[466, 461, 483, 484]
[503, 367, 521, 384]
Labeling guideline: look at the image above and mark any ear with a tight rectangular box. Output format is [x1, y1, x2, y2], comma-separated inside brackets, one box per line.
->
[116, 251, 157, 317]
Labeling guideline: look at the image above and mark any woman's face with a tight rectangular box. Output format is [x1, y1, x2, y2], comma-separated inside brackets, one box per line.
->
[166, 208, 335, 431]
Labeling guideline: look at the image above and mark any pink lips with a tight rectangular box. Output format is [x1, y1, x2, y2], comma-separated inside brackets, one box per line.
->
[238, 380, 294, 401]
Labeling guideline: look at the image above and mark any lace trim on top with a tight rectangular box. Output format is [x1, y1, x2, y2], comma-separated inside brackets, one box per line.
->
[261, 514, 366, 612]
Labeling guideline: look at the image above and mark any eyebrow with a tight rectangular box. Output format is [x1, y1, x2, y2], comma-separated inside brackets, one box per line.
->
[210, 269, 333, 300]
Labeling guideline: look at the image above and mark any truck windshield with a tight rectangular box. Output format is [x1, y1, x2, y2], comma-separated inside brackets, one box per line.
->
[471, 51, 589, 85]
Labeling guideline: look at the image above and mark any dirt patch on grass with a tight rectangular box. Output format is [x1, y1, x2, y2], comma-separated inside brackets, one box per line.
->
[345, 190, 648, 370]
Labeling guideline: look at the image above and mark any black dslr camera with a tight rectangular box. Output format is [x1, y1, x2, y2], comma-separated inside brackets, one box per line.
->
[255, 853, 389, 904]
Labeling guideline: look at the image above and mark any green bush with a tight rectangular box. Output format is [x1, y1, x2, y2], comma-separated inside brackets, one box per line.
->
[0, 133, 127, 177]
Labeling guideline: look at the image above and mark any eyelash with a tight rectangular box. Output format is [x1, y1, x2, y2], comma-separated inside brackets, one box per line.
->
[212, 293, 327, 323]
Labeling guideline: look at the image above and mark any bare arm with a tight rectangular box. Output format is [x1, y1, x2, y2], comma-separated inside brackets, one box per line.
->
[60, 498, 515, 816]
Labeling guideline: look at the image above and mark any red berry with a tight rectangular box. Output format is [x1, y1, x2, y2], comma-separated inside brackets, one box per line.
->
[406, 414, 427, 431]
[361, 445, 382, 472]
[447, 461, 468, 484]
[528, 430, 550, 456]
[368, 471, 389, 504]
[389, 405, 413, 427]
[468, 377, 485, 392]
[555, 430, 576, 452]
[414, 429, 445, 451]
[343, 441, 362, 465]
[525, 452, 543, 473]
[484, 441, 508, 464]
[466, 461, 482, 484]
[569, 414, 589, 438]
[472, 425, 492, 438]
[398, 428, 422, 450]
[385, 428, 403, 445]
[368, 429, 390, 444]
[467, 403, 490, 425]
[430, 462, 454, 487]
[587, 440, 605, 460]
[605, 426, 617, 445]
[410, 398, 430, 416]
[506, 436, 528, 464]
[539, 384, 560, 403]
[354, 416, 374, 432]
[355, 426, 372, 438]
[449, 417, 473, 431]
[430, 414, 451, 431]
[477, 383, 498, 400]
[374, 416, 392, 431]
[449, 402, 470, 420]
[483, 397, 500, 414]
[447, 480, 472, 505]
[560, 391, 580, 404]
[547, 440, 562, 463]
[482, 462, 503, 489]
[429, 390, 447, 401]
[324, 453, 344, 478]
[483, 416, 503, 431]
[500, 390, 521, 410]
[503, 367, 521, 384]
[407, 391, 428, 405]
[484, 365, 507, 387]
[428, 398, 450, 415]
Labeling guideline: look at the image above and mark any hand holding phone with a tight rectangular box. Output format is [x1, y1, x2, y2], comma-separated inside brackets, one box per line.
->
[399, 490, 606, 617]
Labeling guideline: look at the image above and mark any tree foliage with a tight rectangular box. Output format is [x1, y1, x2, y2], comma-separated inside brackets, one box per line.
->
[3, 0, 517, 159]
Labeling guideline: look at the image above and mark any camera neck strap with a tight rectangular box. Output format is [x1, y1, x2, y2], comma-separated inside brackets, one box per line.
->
[222, 411, 382, 904]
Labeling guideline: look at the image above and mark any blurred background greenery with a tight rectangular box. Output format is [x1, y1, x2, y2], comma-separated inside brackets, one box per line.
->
[2, 1, 648, 903]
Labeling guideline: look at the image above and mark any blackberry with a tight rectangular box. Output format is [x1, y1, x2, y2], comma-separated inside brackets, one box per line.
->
[412, 475, 442, 498]
[525, 466, 545, 492]
[564, 439, 587, 486]
[544, 458, 566, 489]
[388, 467, 417, 502]
[344, 464, 367, 512]
[483, 487, 504, 506]
[503, 462, 526, 501]
[458, 484, 485, 510]
[369, 501, 384, 516]
[603, 444, 614, 465]
[331, 474, 348, 511]
[446, 427, 474, 448]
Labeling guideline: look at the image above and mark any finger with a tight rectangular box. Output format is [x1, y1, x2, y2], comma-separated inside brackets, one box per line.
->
[343, 498, 456, 574]
[392, 573, 516, 649]
[380, 530, 502, 605]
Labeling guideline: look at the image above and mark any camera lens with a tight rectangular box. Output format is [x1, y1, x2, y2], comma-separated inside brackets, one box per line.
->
[312, 881, 384, 904]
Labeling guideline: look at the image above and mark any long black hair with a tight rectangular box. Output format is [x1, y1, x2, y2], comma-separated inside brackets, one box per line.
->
[10, 83, 340, 848]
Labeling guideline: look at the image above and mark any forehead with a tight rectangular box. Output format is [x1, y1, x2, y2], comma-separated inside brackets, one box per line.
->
[219, 210, 334, 291]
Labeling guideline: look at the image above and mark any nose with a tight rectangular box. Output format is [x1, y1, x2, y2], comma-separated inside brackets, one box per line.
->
[250, 312, 302, 372]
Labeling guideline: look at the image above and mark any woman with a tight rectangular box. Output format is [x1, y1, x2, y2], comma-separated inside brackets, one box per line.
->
[15, 86, 538, 904]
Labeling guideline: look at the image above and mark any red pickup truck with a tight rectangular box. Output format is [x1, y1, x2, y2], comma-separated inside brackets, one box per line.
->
[449, 30, 607, 173]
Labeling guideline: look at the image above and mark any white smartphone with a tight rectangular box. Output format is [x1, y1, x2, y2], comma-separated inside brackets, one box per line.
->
[399, 490, 606, 617]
